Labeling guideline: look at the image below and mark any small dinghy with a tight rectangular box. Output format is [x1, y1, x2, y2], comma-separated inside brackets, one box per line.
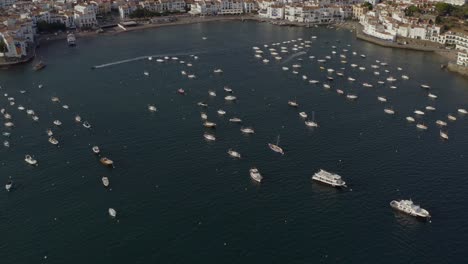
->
[100, 157, 114, 167]
[227, 149, 241, 159]
[102, 176, 109, 187]
[108, 208, 117, 217]
[92, 146, 100, 154]
[48, 137, 59, 145]
[25, 155, 38, 166]
[83, 121, 91, 129]
[5, 180, 13, 191]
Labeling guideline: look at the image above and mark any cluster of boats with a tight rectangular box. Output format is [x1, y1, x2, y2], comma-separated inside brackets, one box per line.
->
[254, 36, 467, 141]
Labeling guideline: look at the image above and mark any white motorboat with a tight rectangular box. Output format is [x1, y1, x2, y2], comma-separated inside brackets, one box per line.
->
[390, 86, 397, 89]
[390, 199, 430, 219]
[213, 69, 223, 73]
[143, 71, 149, 76]
[181, 70, 187, 75]
[359, 67, 366, 71]
[18, 105, 25, 111]
[217, 109, 226, 115]
[75, 115, 82, 122]
[48, 137, 59, 145]
[240, 127, 255, 134]
[401, 75, 409, 80]
[92, 146, 100, 154]
[323, 84, 331, 89]
[227, 149, 241, 159]
[229, 117, 242, 123]
[51, 97, 60, 102]
[156, 59, 164, 63]
[268, 136, 284, 155]
[428, 93, 438, 99]
[440, 130, 449, 140]
[448, 114, 457, 121]
[414, 110, 425, 115]
[197, 102, 208, 107]
[108, 208, 117, 217]
[363, 83, 373, 88]
[435, 120, 447, 126]
[302, 75, 308, 80]
[225, 95, 237, 101]
[203, 121, 216, 128]
[360, 54, 366, 58]
[336, 89, 344, 95]
[458, 108, 468, 114]
[416, 123, 428, 130]
[187, 74, 196, 79]
[4, 122, 14, 127]
[312, 169, 346, 187]
[83, 121, 91, 129]
[425, 106, 436, 111]
[250, 167, 263, 183]
[208, 90, 217, 97]
[223, 87, 233, 93]
[420, 84, 431, 89]
[102, 176, 109, 187]
[46, 129, 53, 137]
[53, 120, 62, 126]
[288, 100, 299, 107]
[3, 140, 9, 147]
[148, 105, 157, 112]
[262, 59, 269, 63]
[377, 96, 387, 102]
[384, 108, 395, 115]
[299, 112, 308, 118]
[62, 105, 69, 110]
[282, 67, 289, 71]
[26, 109, 35, 115]
[309, 80, 319, 84]
[5, 180, 13, 191]
[386, 76, 397, 82]
[201, 113, 208, 120]
[406, 116, 415, 122]
[346, 94, 358, 100]
[25, 155, 38, 166]
[204, 133, 216, 141]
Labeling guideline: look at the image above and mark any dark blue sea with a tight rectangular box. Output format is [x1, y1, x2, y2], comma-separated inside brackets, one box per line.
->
[1, 21, 467, 263]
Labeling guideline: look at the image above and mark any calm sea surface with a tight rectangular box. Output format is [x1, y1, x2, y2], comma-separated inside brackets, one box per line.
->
[1, 21, 468, 263]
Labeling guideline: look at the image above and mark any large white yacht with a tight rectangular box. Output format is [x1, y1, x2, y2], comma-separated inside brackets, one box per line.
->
[390, 199, 430, 218]
[312, 169, 346, 187]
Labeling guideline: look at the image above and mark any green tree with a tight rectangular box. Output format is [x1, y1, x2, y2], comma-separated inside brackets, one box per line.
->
[362, 2, 373, 11]
[435, 3, 454, 16]
[405, 5, 421, 16]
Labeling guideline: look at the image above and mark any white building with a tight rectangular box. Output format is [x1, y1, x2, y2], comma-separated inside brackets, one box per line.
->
[0, 0, 15, 9]
[218, 0, 243, 15]
[74, 4, 98, 28]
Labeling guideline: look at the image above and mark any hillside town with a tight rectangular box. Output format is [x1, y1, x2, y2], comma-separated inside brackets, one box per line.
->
[0, 0, 467, 72]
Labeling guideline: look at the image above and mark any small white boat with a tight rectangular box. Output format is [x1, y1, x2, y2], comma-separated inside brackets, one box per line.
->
[201, 113, 208, 120]
[288, 100, 299, 107]
[377, 96, 387, 102]
[305, 120, 318, 127]
[362, 83, 373, 88]
[347, 77, 355, 82]
[428, 93, 438, 99]
[227, 149, 241, 159]
[458, 108, 468, 114]
[240, 127, 255, 134]
[309, 80, 319, 84]
[262, 59, 269, 63]
[420, 84, 431, 89]
[5, 180, 13, 191]
[414, 110, 425, 115]
[350, 64, 357, 68]
[92, 146, 100, 154]
[224, 95, 237, 101]
[204, 133, 216, 141]
[4, 122, 14, 127]
[108, 208, 117, 217]
[51, 97, 60, 102]
[440, 130, 449, 140]
[75, 115, 82, 122]
[156, 59, 164, 63]
[187, 74, 196, 79]
[217, 109, 226, 115]
[46, 129, 53, 136]
[250, 167, 263, 183]
[390, 86, 397, 89]
[435, 120, 447, 126]
[386, 76, 397, 82]
[406, 116, 415, 122]
[102, 176, 109, 187]
[83, 121, 91, 129]
[448, 114, 457, 121]
[336, 89, 344, 95]
[323, 84, 331, 89]
[48, 137, 59, 145]
[203, 121, 216, 128]
[213, 69, 223, 73]
[181, 70, 187, 75]
[425, 106, 436, 111]
[299, 112, 308, 118]
[223, 87, 233, 93]
[26, 109, 35, 115]
[25, 155, 38, 166]
[384, 108, 395, 115]
[53, 120, 62, 126]
[416, 123, 428, 130]
[62, 105, 69, 110]
[282, 67, 289, 71]
[197, 102, 208, 107]
[3, 140, 9, 147]
[17, 105, 25, 111]
[143, 71, 149, 76]
[209, 90, 216, 97]
[148, 105, 157, 112]
[268, 136, 284, 155]
[360, 54, 366, 58]
[346, 94, 358, 100]
[359, 67, 366, 71]
[302, 75, 308, 80]
[401, 75, 409, 80]
[229, 117, 242, 123]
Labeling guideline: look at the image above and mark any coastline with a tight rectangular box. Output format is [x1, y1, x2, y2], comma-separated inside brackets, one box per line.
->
[3, 15, 465, 78]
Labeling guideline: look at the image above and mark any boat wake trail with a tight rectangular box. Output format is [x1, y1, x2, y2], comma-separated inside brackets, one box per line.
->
[282, 51, 307, 64]
[91, 51, 202, 69]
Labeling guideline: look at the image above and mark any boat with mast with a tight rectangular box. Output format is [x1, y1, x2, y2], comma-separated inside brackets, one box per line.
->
[268, 135, 284, 155]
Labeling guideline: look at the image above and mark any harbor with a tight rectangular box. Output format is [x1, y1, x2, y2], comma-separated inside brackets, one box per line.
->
[1, 20, 468, 263]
